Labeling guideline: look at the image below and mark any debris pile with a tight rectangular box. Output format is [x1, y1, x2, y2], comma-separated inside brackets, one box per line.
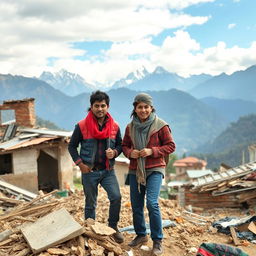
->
[184, 162, 256, 208]
[0, 186, 255, 256]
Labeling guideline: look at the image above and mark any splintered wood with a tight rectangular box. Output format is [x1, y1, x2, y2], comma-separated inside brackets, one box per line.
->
[0, 190, 124, 256]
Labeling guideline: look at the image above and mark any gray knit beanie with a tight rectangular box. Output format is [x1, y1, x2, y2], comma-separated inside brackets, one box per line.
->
[133, 93, 153, 106]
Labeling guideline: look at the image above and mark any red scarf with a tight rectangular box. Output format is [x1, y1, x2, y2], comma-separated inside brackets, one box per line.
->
[84, 110, 114, 170]
[84, 110, 113, 139]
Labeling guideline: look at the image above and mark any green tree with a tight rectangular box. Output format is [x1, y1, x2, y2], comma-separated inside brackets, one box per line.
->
[166, 153, 178, 174]
[36, 116, 65, 130]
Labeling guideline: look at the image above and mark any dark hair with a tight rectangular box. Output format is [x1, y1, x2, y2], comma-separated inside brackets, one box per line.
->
[130, 101, 155, 118]
[90, 90, 110, 106]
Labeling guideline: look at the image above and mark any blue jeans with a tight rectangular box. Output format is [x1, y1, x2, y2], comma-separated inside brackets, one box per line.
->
[129, 172, 163, 240]
[82, 169, 121, 228]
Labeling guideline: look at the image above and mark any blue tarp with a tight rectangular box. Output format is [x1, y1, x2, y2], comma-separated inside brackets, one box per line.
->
[119, 219, 176, 234]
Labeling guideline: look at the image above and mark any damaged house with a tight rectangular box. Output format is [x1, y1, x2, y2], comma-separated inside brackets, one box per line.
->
[179, 161, 256, 209]
[0, 98, 73, 193]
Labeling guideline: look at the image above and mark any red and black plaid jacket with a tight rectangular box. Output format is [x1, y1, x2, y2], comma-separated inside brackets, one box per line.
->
[122, 125, 175, 170]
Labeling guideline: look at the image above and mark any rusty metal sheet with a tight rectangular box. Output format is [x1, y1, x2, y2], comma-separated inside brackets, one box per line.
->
[5, 137, 57, 150]
[0, 137, 30, 150]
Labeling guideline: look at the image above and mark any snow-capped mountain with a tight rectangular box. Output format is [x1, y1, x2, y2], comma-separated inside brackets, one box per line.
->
[111, 66, 149, 89]
[111, 66, 212, 92]
[39, 69, 95, 96]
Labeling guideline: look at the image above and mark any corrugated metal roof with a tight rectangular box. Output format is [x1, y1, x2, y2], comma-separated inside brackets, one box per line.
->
[168, 181, 188, 187]
[0, 137, 31, 150]
[6, 137, 57, 150]
[19, 128, 72, 137]
[187, 170, 214, 179]
[191, 161, 256, 189]
[0, 127, 71, 151]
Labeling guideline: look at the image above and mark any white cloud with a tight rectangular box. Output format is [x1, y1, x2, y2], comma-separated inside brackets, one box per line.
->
[228, 23, 236, 29]
[0, 3, 209, 42]
[0, 0, 210, 78]
[44, 31, 256, 85]
[0, 0, 255, 85]
[154, 34, 256, 76]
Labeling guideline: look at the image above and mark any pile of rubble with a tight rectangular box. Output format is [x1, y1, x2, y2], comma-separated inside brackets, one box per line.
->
[0, 186, 256, 256]
[183, 162, 256, 209]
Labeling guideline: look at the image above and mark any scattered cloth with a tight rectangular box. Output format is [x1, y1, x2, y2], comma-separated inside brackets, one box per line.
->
[196, 242, 249, 256]
[212, 216, 256, 241]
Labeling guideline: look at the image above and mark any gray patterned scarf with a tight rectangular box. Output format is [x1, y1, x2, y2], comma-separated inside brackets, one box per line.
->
[129, 113, 168, 188]
[131, 113, 155, 186]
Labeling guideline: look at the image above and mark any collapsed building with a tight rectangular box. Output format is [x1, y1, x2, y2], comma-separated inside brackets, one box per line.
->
[0, 98, 73, 193]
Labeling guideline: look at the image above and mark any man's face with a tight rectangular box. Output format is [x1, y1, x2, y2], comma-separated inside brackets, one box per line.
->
[91, 100, 109, 120]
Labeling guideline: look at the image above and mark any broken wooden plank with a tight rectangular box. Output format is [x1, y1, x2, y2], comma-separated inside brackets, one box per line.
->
[0, 201, 59, 221]
[14, 248, 31, 256]
[77, 236, 85, 256]
[0, 238, 12, 247]
[0, 196, 23, 205]
[0, 230, 12, 242]
[25, 189, 58, 208]
[0, 180, 37, 201]
[230, 227, 240, 246]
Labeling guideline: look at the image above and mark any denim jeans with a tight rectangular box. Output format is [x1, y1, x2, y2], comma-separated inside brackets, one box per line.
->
[82, 169, 121, 228]
[129, 171, 163, 240]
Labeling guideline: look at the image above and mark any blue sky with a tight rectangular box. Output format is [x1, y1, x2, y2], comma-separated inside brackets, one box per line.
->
[185, 0, 255, 48]
[0, 0, 255, 86]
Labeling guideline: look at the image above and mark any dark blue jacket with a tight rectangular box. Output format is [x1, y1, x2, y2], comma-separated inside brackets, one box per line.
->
[68, 118, 122, 169]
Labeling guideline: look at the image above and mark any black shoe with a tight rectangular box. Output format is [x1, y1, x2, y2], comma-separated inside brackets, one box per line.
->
[112, 228, 124, 244]
[152, 240, 163, 255]
[128, 235, 148, 247]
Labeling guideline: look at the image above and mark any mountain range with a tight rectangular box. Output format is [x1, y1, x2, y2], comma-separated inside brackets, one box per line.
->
[112, 66, 212, 92]
[189, 65, 256, 102]
[1, 64, 256, 155]
[0, 74, 228, 154]
[38, 65, 256, 104]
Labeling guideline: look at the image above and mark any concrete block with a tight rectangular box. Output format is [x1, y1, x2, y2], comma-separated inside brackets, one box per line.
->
[21, 208, 84, 253]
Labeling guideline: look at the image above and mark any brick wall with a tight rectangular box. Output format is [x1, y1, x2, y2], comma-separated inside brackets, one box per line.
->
[183, 187, 241, 208]
[0, 98, 36, 128]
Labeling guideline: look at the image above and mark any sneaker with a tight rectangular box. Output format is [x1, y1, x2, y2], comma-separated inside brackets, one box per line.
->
[152, 240, 163, 255]
[112, 228, 124, 244]
[128, 235, 148, 247]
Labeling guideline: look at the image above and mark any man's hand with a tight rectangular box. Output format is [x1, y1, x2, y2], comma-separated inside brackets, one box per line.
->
[106, 148, 115, 159]
[130, 149, 140, 159]
[78, 162, 92, 173]
[139, 148, 153, 158]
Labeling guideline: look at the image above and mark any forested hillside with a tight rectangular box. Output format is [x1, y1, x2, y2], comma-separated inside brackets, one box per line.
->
[193, 114, 256, 169]
[36, 116, 64, 130]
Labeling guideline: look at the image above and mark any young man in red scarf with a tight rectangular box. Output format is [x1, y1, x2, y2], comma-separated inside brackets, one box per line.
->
[68, 90, 124, 243]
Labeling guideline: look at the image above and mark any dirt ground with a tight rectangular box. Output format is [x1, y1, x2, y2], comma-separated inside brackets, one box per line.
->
[95, 186, 256, 256]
